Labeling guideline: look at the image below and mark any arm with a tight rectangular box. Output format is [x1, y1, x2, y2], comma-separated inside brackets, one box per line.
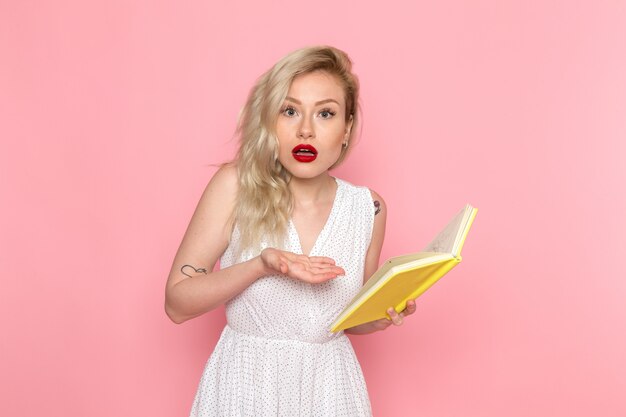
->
[164, 165, 343, 324]
[164, 164, 253, 323]
[344, 190, 417, 335]
[362, 190, 387, 287]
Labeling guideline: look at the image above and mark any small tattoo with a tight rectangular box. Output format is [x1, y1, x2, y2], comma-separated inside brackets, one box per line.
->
[181, 264, 208, 278]
[374, 200, 381, 215]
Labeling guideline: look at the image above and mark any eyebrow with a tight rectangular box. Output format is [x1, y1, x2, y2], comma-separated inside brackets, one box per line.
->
[285, 96, 340, 106]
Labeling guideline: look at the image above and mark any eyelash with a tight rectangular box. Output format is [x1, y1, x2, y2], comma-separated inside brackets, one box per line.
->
[280, 106, 336, 119]
[319, 108, 337, 118]
[280, 106, 297, 117]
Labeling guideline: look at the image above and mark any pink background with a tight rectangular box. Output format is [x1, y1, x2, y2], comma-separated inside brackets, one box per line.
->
[2, 1, 625, 416]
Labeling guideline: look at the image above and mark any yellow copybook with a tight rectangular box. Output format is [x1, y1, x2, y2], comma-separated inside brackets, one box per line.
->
[330, 204, 478, 333]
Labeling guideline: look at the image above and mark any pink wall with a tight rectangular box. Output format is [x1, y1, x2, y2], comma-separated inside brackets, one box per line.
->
[2, 1, 625, 416]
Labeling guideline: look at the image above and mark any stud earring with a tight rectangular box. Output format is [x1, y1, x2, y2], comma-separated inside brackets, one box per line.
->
[342, 142, 348, 148]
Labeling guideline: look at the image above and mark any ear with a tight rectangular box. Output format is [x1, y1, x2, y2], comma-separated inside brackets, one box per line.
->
[345, 114, 354, 138]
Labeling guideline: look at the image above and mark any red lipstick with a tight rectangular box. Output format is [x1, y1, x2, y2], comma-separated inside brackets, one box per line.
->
[292, 144, 318, 162]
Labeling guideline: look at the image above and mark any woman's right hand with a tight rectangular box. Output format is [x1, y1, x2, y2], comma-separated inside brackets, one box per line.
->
[260, 248, 345, 284]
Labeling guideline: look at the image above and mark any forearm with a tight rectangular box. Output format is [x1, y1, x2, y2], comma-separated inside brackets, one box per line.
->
[165, 256, 267, 324]
[343, 321, 382, 335]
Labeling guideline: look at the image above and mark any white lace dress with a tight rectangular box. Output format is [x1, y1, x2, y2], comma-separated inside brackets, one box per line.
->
[190, 178, 376, 417]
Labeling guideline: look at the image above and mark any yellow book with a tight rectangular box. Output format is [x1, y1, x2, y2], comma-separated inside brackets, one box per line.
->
[330, 204, 478, 333]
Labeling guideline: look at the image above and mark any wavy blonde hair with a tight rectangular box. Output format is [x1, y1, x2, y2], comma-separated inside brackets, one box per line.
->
[231, 45, 361, 254]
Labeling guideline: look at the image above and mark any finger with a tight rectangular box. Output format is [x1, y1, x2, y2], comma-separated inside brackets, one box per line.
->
[308, 256, 337, 265]
[323, 266, 345, 277]
[309, 259, 340, 267]
[387, 307, 403, 326]
[309, 266, 345, 275]
[306, 272, 341, 283]
[404, 299, 417, 315]
[309, 262, 343, 272]
[310, 264, 345, 275]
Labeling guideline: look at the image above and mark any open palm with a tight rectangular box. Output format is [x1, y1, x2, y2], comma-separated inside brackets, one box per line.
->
[260, 248, 345, 284]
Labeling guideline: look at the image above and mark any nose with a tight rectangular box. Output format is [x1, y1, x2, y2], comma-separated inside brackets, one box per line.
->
[297, 116, 314, 139]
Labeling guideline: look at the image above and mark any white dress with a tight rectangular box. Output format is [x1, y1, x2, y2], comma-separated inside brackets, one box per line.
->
[190, 178, 376, 417]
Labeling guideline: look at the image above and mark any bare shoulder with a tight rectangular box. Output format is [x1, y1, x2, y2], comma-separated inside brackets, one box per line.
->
[368, 188, 387, 219]
[197, 164, 238, 212]
[206, 163, 238, 195]
[188, 163, 239, 245]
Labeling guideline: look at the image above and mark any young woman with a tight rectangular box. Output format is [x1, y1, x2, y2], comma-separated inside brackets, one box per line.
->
[165, 45, 417, 416]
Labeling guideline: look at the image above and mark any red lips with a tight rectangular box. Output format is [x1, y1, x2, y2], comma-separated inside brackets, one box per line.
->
[292, 144, 318, 163]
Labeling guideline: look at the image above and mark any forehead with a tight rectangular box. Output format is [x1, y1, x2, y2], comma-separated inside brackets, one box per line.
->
[287, 71, 345, 104]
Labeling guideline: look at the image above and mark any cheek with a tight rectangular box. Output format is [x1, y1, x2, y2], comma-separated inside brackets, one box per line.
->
[275, 124, 291, 152]
[275, 123, 286, 141]
[322, 137, 344, 163]
[319, 121, 346, 141]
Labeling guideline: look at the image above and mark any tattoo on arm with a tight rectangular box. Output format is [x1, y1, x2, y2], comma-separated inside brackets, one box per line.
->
[374, 200, 381, 216]
[181, 264, 208, 278]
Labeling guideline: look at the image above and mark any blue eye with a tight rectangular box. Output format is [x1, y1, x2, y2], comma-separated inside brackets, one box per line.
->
[319, 109, 336, 119]
[281, 106, 297, 117]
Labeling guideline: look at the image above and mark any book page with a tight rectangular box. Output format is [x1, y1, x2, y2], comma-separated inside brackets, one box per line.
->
[422, 205, 472, 255]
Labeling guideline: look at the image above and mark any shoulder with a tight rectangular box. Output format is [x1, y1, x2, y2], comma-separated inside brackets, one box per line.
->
[368, 189, 386, 216]
[200, 163, 239, 206]
[335, 177, 387, 217]
[368, 188, 387, 236]
[207, 163, 238, 192]
[364, 188, 387, 256]
[195, 164, 239, 229]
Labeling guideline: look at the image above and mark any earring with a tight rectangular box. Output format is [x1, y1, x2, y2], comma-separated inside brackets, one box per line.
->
[342, 142, 348, 148]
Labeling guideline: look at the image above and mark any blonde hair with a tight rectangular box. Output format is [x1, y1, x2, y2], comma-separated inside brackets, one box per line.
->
[232, 45, 361, 253]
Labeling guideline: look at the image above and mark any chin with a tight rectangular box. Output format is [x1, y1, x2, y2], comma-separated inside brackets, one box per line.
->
[283, 163, 330, 180]
[281, 156, 340, 178]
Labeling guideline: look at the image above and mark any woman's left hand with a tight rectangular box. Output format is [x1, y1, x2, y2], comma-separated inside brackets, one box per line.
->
[344, 299, 418, 334]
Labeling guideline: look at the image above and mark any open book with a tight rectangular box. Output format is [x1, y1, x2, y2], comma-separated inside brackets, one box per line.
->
[330, 204, 478, 333]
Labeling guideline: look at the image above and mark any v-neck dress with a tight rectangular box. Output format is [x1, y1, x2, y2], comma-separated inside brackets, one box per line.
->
[190, 178, 376, 417]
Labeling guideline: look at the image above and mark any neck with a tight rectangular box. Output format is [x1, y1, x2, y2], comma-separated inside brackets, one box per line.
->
[289, 173, 336, 206]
